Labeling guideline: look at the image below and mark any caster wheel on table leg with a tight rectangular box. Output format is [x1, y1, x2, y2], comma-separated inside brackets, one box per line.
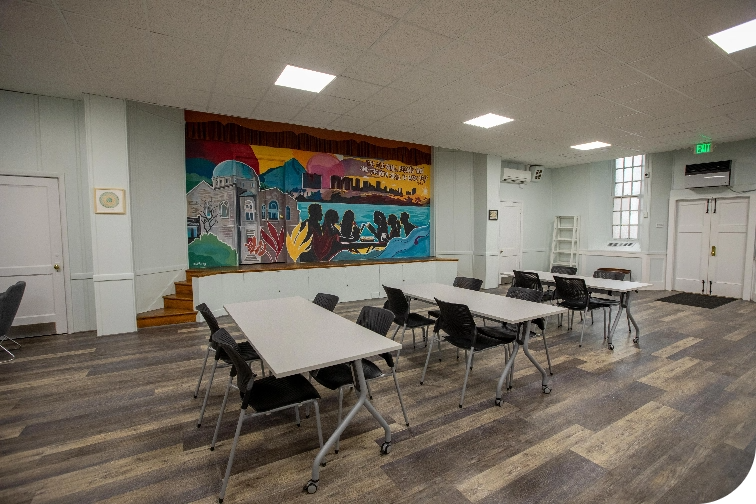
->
[303, 480, 318, 494]
[542, 385, 551, 394]
[494, 398, 502, 407]
[380, 442, 392, 455]
[633, 337, 639, 344]
[608, 343, 614, 351]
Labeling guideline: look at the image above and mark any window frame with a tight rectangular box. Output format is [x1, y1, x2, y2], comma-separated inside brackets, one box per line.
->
[612, 155, 644, 241]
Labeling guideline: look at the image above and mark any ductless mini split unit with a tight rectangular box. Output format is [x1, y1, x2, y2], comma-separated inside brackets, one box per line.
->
[501, 168, 531, 184]
[684, 160, 731, 188]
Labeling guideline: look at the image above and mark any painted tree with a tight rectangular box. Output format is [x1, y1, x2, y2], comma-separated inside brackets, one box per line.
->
[199, 197, 219, 234]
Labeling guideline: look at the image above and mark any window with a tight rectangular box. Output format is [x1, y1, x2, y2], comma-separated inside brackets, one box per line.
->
[268, 200, 279, 220]
[261, 203, 266, 220]
[219, 201, 229, 218]
[285, 205, 290, 220]
[613, 155, 644, 240]
[245, 200, 255, 221]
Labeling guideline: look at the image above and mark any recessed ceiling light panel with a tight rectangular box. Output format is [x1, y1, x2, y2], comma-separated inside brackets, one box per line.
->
[464, 113, 514, 128]
[570, 141, 611, 150]
[708, 18, 756, 54]
[275, 65, 336, 92]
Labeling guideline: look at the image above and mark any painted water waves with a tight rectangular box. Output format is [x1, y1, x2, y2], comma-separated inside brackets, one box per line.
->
[186, 141, 431, 268]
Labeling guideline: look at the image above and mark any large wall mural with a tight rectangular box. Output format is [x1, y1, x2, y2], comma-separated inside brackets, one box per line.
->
[186, 116, 431, 268]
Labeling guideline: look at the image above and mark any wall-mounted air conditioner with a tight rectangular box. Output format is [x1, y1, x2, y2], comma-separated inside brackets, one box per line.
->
[684, 160, 731, 188]
[501, 168, 531, 184]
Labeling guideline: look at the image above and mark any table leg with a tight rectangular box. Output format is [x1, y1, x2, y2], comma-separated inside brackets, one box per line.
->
[606, 292, 640, 350]
[626, 292, 640, 345]
[305, 358, 392, 494]
[495, 321, 551, 407]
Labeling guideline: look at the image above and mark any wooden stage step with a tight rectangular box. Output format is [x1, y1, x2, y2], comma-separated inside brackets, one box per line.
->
[162, 294, 193, 310]
[136, 308, 197, 328]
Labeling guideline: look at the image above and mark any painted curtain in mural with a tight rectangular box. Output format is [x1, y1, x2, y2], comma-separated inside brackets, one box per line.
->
[186, 131, 431, 268]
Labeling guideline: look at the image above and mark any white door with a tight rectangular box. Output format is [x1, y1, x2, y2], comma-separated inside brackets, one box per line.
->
[499, 201, 522, 281]
[673, 199, 710, 294]
[673, 197, 749, 297]
[0, 175, 67, 333]
[708, 198, 748, 297]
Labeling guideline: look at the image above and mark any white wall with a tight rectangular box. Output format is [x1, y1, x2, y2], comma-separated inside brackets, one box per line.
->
[127, 102, 187, 313]
[0, 90, 95, 332]
[472, 153, 502, 288]
[433, 148, 474, 277]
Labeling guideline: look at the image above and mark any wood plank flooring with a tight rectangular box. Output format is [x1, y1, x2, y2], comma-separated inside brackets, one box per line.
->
[1, 288, 754, 503]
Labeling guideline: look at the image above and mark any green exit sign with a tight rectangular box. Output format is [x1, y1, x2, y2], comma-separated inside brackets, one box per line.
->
[695, 142, 712, 154]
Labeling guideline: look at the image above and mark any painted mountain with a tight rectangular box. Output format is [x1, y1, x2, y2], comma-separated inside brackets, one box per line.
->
[259, 158, 306, 193]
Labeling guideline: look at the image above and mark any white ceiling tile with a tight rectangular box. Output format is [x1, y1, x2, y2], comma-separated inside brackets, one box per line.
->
[145, 0, 233, 46]
[599, 78, 672, 104]
[57, 0, 148, 29]
[677, 0, 756, 37]
[88, 78, 160, 104]
[549, 48, 624, 84]
[1, 1, 72, 44]
[215, 54, 285, 87]
[289, 36, 364, 76]
[79, 44, 155, 82]
[0, 32, 91, 84]
[291, 108, 340, 128]
[678, 71, 756, 107]
[64, 12, 151, 55]
[252, 101, 303, 122]
[370, 21, 452, 65]
[240, 0, 327, 34]
[341, 54, 411, 87]
[207, 93, 259, 118]
[402, 0, 500, 39]
[213, 73, 270, 100]
[307, 0, 397, 49]
[499, 71, 572, 100]
[344, 101, 392, 121]
[224, 21, 304, 64]
[307, 94, 359, 114]
[621, 91, 696, 118]
[459, 57, 534, 91]
[556, 96, 639, 119]
[155, 85, 210, 111]
[328, 114, 375, 132]
[321, 77, 382, 102]
[712, 97, 756, 121]
[517, 0, 613, 25]
[571, 68, 649, 97]
[419, 39, 497, 79]
[364, 86, 418, 109]
[262, 85, 317, 108]
[457, 8, 548, 58]
[148, 34, 222, 90]
[728, 48, 756, 74]
[388, 68, 455, 94]
[349, 0, 419, 18]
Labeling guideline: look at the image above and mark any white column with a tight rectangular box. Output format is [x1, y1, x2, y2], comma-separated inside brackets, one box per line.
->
[473, 153, 502, 289]
[83, 95, 137, 336]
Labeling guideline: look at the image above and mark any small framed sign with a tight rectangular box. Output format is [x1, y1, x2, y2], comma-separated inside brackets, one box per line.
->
[94, 188, 126, 214]
[488, 209, 498, 220]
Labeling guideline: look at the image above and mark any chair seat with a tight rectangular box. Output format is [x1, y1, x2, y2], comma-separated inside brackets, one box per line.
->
[443, 332, 503, 352]
[247, 374, 321, 413]
[406, 312, 435, 328]
[558, 300, 606, 311]
[477, 326, 517, 344]
[311, 358, 385, 390]
[590, 296, 619, 307]
[427, 309, 441, 318]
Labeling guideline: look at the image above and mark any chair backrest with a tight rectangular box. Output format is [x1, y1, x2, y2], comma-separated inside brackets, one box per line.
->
[453, 276, 483, 291]
[506, 286, 544, 303]
[357, 306, 396, 368]
[551, 265, 577, 275]
[553, 276, 589, 308]
[383, 285, 409, 323]
[196, 303, 220, 339]
[0, 281, 26, 337]
[593, 269, 626, 281]
[313, 293, 339, 312]
[434, 298, 476, 344]
[212, 329, 255, 404]
[513, 270, 543, 291]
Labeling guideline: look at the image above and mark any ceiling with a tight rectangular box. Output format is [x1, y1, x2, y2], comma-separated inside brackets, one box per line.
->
[1, 0, 755, 167]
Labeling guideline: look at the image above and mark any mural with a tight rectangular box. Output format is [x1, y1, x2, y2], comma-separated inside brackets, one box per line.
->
[186, 139, 431, 268]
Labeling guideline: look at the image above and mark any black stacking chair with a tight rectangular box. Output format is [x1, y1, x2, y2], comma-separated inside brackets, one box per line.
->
[421, 298, 513, 408]
[544, 265, 577, 303]
[427, 276, 483, 319]
[512, 270, 543, 292]
[313, 292, 339, 312]
[311, 306, 408, 453]
[553, 276, 609, 348]
[0, 281, 26, 363]
[195, 303, 264, 428]
[591, 269, 631, 333]
[209, 329, 323, 503]
[383, 285, 435, 354]
[497, 287, 552, 382]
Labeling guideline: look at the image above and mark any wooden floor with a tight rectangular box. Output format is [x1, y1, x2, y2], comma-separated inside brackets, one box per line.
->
[1, 289, 755, 504]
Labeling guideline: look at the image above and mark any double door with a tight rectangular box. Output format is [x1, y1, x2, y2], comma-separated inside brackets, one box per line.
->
[673, 197, 748, 298]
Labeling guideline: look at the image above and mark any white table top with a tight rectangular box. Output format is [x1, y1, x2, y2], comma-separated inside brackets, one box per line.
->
[504, 270, 652, 293]
[225, 297, 401, 378]
[400, 283, 566, 324]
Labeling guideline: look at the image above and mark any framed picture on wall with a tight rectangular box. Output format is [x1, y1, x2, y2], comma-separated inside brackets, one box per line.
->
[488, 209, 498, 220]
[94, 188, 126, 214]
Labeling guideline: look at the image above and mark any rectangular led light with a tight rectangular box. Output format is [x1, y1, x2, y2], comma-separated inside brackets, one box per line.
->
[464, 113, 514, 128]
[708, 19, 756, 54]
[275, 65, 336, 93]
[571, 141, 611, 150]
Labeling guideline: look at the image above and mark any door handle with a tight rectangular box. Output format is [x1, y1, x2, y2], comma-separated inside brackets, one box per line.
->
[705, 199, 709, 213]
[709, 280, 713, 295]
[713, 198, 717, 213]
[53, 264, 61, 271]
[701, 279, 705, 294]
[711, 246, 716, 256]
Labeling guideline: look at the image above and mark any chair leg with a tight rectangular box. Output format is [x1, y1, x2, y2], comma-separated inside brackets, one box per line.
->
[391, 369, 410, 426]
[395, 325, 408, 367]
[335, 387, 344, 454]
[0, 335, 20, 348]
[391, 325, 401, 341]
[259, 360, 265, 377]
[541, 328, 553, 375]
[218, 407, 247, 503]
[420, 332, 436, 384]
[436, 332, 442, 361]
[0, 343, 15, 363]
[211, 374, 233, 450]
[194, 344, 213, 398]
[295, 405, 301, 427]
[198, 359, 219, 427]
[459, 347, 475, 408]
[412, 328, 416, 349]
[366, 381, 373, 400]
[313, 400, 324, 450]
[591, 310, 594, 325]
[579, 308, 588, 347]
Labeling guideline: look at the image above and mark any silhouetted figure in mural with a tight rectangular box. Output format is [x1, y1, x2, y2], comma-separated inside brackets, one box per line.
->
[387, 214, 401, 239]
[339, 209, 362, 242]
[299, 203, 323, 262]
[400, 212, 416, 236]
[367, 211, 389, 242]
[314, 209, 341, 261]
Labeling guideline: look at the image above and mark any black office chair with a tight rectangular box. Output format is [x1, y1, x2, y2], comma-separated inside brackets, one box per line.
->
[383, 285, 435, 355]
[553, 276, 609, 348]
[512, 270, 543, 292]
[427, 276, 483, 319]
[195, 303, 263, 428]
[209, 329, 323, 503]
[311, 306, 408, 453]
[313, 292, 339, 312]
[0, 281, 26, 363]
[591, 270, 631, 333]
[421, 298, 513, 408]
